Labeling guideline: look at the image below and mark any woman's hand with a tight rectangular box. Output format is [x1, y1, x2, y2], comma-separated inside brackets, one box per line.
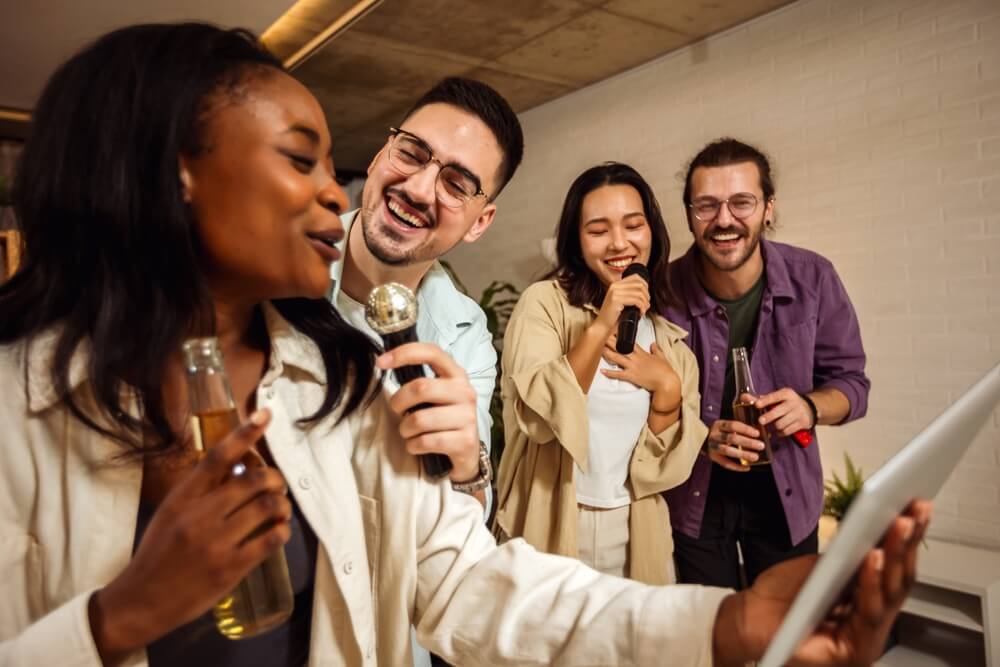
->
[704, 418, 766, 471]
[592, 273, 650, 335]
[601, 336, 680, 406]
[89, 409, 292, 665]
[712, 501, 933, 667]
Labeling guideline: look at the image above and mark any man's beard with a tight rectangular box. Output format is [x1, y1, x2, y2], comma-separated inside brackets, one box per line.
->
[698, 222, 763, 273]
[361, 213, 417, 266]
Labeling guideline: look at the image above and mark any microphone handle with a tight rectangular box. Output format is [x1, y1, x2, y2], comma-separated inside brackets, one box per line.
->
[381, 330, 453, 478]
[616, 306, 640, 354]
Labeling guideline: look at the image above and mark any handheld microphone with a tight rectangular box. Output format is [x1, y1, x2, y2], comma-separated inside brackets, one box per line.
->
[365, 282, 453, 478]
[615, 263, 649, 354]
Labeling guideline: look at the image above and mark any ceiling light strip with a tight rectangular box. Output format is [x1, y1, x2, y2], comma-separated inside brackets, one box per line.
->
[280, 0, 384, 70]
[0, 109, 31, 123]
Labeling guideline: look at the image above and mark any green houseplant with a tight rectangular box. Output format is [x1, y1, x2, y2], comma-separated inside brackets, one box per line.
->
[823, 452, 865, 521]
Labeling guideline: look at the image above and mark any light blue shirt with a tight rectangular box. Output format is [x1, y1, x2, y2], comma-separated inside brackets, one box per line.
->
[329, 210, 498, 498]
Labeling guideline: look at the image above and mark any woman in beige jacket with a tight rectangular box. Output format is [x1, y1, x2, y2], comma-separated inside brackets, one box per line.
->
[494, 163, 708, 584]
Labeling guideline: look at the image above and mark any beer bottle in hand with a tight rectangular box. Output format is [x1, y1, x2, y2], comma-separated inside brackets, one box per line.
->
[731, 346, 774, 466]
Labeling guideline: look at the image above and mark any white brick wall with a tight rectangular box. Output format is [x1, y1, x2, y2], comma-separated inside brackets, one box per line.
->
[448, 0, 1000, 548]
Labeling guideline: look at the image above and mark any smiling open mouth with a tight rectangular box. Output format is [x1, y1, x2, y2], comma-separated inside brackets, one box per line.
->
[387, 198, 430, 229]
[605, 256, 635, 269]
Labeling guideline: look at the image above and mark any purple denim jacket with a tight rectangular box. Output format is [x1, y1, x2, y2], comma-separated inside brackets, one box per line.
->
[663, 240, 870, 546]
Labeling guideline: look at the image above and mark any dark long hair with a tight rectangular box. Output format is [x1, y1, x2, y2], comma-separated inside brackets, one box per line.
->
[546, 162, 675, 312]
[0, 23, 376, 454]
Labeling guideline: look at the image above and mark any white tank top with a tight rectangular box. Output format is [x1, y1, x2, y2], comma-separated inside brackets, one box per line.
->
[574, 317, 656, 508]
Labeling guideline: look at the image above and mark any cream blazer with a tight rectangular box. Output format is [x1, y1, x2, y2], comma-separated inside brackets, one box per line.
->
[0, 304, 728, 666]
[494, 281, 708, 584]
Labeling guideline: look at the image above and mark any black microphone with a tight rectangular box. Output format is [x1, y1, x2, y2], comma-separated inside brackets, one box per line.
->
[615, 262, 649, 354]
[365, 282, 453, 479]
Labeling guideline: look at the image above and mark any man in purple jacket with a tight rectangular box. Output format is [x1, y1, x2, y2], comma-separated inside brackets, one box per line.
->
[664, 138, 870, 588]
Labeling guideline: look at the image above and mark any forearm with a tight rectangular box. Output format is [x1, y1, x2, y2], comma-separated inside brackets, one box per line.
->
[565, 323, 610, 394]
[711, 592, 756, 667]
[807, 387, 851, 426]
[647, 390, 680, 432]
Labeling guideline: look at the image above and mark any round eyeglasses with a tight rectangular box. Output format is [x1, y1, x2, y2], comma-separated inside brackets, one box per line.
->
[386, 128, 490, 209]
[688, 193, 761, 222]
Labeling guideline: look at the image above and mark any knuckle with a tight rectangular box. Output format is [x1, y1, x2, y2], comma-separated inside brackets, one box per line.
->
[257, 493, 279, 513]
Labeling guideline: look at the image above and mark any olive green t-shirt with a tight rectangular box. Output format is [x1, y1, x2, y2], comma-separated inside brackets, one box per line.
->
[710, 273, 766, 420]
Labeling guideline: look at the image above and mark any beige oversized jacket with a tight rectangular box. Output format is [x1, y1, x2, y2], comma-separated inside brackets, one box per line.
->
[0, 304, 729, 667]
[494, 281, 708, 585]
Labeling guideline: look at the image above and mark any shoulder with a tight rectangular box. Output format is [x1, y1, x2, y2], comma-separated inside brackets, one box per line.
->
[768, 241, 838, 278]
[418, 262, 491, 337]
[515, 280, 572, 314]
[0, 341, 27, 408]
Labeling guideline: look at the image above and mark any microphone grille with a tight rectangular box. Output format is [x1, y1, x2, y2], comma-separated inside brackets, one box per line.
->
[365, 283, 418, 334]
[622, 262, 649, 280]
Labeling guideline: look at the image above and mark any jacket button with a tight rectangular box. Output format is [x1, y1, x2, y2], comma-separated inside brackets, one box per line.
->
[343, 560, 354, 575]
[785, 488, 793, 497]
[693, 490, 701, 497]
[298, 476, 311, 490]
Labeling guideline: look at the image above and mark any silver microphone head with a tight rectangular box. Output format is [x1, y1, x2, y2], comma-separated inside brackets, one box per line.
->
[365, 283, 418, 335]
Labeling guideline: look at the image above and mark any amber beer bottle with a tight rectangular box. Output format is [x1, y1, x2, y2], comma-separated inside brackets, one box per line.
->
[182, 338, 294, 639]
[731, 346, 774, 466]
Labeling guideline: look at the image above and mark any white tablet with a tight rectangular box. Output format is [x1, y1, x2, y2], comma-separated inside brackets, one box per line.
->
[759, 362, 1000, 667]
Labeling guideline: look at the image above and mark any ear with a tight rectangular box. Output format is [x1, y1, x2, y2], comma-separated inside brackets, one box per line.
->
[462, 202, 497, 244]
[178, 156, 194, 203]
[764, 196, 776, 222]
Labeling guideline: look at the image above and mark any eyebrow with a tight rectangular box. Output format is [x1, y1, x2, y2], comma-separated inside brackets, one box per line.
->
[584, 212, 646, 226]
[283, 123, 335, 159]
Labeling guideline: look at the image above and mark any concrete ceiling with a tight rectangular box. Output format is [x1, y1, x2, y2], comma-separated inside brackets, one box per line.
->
[277, 0, 796, 174]
[0, 0, 292, 109]
[0, 0, 795, 170]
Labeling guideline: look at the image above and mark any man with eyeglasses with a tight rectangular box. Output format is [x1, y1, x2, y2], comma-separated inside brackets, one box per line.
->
[329, 76, 521, 508]
[663, 138, 870, 589]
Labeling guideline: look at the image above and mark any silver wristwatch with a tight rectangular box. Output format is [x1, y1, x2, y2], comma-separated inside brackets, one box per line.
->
[452, 442, 493, 494]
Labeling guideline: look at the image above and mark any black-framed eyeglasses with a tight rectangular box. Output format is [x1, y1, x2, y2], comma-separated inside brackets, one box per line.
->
[386, 127, 490, 209]
[688, 193, 761, 222]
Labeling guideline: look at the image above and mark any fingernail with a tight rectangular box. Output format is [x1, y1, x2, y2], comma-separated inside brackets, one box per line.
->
[872, 549, 884, 571]
[901, 520, 914, 541]
[250, 409, 269, 426]
[376, 352, 392, 368]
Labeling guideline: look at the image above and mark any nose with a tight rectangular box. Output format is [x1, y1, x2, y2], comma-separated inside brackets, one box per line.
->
[715, 199, 736, 226]
[319, 177, 349, 216]
[609, 225, 628, 251]
[402, 160, 440, 207]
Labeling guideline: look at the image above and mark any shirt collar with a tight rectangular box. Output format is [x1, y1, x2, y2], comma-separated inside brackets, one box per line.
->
[675, 238, 795, 317]
[27, 303, 324, 413]
[758, 239, 794, 300]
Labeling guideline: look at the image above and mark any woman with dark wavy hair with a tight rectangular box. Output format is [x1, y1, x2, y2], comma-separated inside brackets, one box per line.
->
[0, 21, 482, 666]
[494, 163, 707, 584]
